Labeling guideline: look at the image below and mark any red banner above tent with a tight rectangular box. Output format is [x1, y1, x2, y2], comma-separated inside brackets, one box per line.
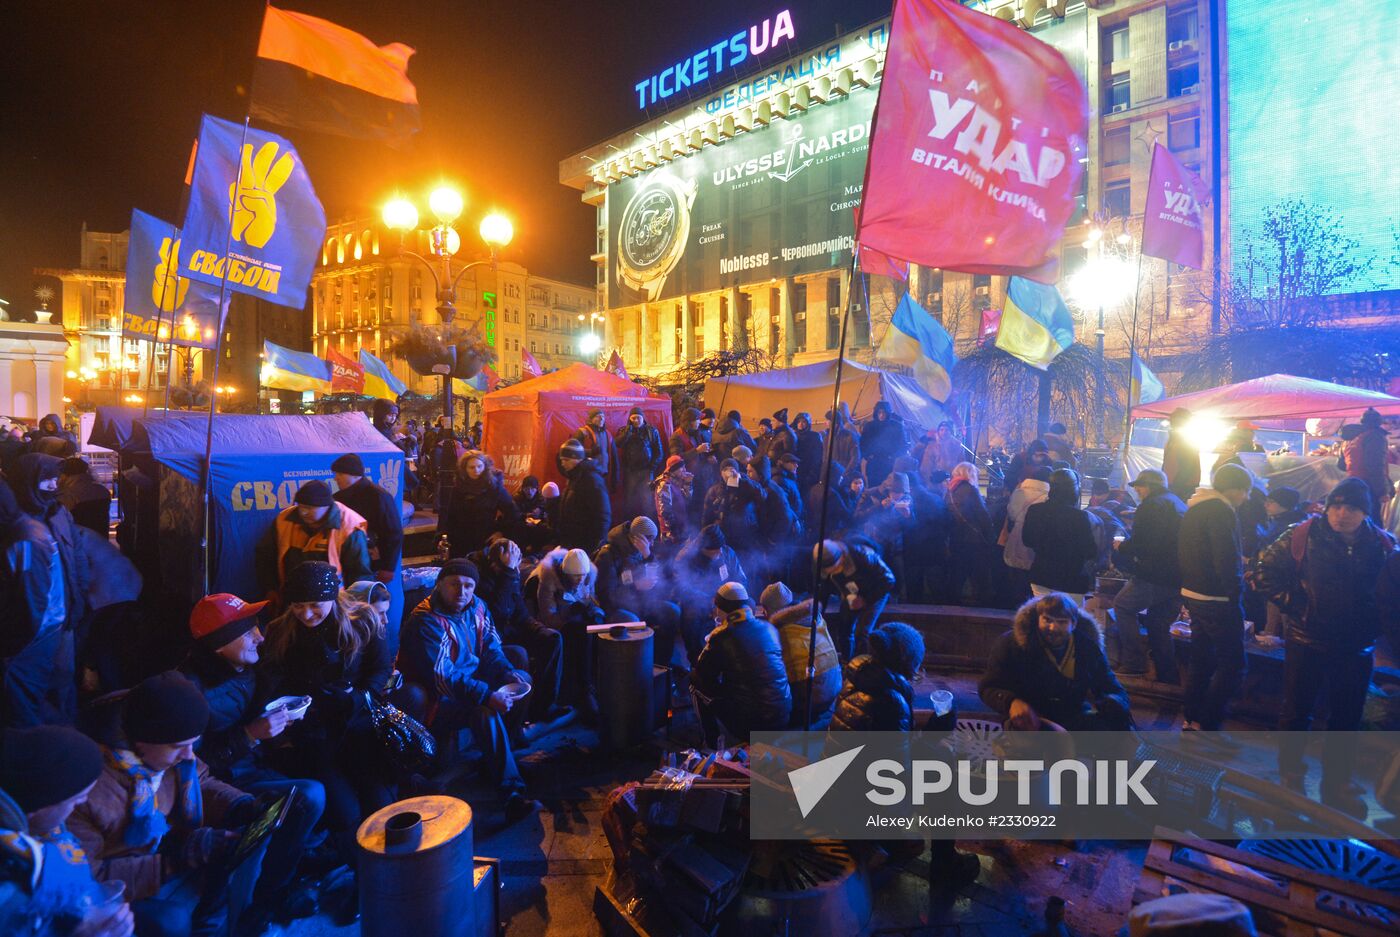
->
[857, 0, 1087, 283]
[327, 347, 365, 393]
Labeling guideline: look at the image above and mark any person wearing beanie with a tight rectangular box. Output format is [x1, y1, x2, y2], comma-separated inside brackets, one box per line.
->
[525, 546, 604, 713]
[711, 410, 756, 463]
[67, 672, 280, 928]
[572, 408, 620, 494]
[1175, 463, 1253, 732]
[814, 536, 897, 663]
[0, 725, 136, 936]
[512, 475, 553, 554]
[1255, 477, 1400, 809]
[668, 408, 712, 463]
[767, 408, 798, 464]
[858, 400, 908, 487]
[1342, 408, 1393, 523]
[331, 451, 405, 651]
[979, 593, 1131, 732]
[701, 457, 763, 574]
[400, 554, 540, 823]
[617, 406, 665, 522]
[255, 479, 372, 606]
[753, 418, 775, 462]
[371, 399, 400, 440]
[1109, 468, 1188, 682]
[443, 449, 519, 571]
[691, 582, 791, 746]
[1261, 486, 1308, 544]
[1020, 468, 1097, 605]
[652, 454, 694, 547]
[673, 524, 749, 662]
[470, 540, 568, 727]
[9, 453, 91, 653]
[592, 514, 682, 673]
[260, 564, 395, 868]
[556, 437, 611, 552]
[758, 582, 842, 725]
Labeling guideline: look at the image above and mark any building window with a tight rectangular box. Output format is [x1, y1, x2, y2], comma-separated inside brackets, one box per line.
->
[792, 283, 807, 352]
[737, 292, 752, 349]
[720, 295, 731, 349]
[1107, 26, 1130, 65]
[1105, 179, 1132, 218]
[826, 279, 842, 350]
[1169, 61, 1200, 97]
[1169, 112, 1201, 151]
[768, 287, 781, 356]
[851, 274, 870, 348]
[1103, 127, 1130, 167]
[1107, 74, 1131, 113]
[693, 325, 705, 358]
[530, 341, 536, 353]
[1167, 8, 1199, 46]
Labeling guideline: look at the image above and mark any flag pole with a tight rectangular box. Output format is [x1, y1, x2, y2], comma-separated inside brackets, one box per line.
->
[198, 115, 253, 594]
[1121, 243, 1146, 478]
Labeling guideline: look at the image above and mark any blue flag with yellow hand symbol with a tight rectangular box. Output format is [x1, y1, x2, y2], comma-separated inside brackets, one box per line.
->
[179, 115, 326, 309]
[122, 209, 229, 349]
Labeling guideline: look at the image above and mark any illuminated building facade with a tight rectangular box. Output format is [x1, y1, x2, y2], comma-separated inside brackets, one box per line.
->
[311, 219, 595, 392]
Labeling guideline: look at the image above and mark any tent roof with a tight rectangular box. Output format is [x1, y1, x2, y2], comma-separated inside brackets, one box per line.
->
[702, 358, 948, 429]
[134, 412, 400, 480]
[1132, 373, 1400, 422]
[482, 363, 663, 407]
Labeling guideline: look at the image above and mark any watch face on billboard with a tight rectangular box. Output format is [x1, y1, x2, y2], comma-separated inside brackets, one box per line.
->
[607, 86, 877, 306]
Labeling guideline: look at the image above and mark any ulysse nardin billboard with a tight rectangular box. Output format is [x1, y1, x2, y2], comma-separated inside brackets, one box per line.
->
[608, 85, 877, 306]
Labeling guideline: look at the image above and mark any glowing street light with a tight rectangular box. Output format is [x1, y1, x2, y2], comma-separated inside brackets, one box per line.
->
[1068, 255, 1138, 312]
[479, 212, 513, 249]
[578, 332, 602, 355]
[427, 185, 464, 224]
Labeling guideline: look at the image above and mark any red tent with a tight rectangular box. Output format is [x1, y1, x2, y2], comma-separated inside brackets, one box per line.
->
[1132, 373, 1400, 422]
[481, 363, 674, 489]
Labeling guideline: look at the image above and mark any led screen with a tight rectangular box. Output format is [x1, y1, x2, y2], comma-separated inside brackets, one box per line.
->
[1227, 0, 1400, 293]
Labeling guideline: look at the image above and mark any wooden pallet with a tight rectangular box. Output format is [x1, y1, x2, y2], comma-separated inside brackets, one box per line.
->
[1135, 828, 1400, 937]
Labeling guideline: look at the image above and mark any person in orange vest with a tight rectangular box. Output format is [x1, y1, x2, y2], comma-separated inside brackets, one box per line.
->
[255, 480, 372, 606]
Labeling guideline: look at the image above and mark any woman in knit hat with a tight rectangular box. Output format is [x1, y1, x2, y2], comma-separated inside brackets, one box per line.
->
[261, 562, 395, 856]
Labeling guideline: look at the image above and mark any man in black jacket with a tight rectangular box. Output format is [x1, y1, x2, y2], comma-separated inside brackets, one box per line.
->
[556, 439, 611, 551]
[1111, 469, 1186, 682]
[1177, 463, 1252, 731]
[792, 412, 826, 493]
[0, 478, 64, 728]
[180, 593, 327, 921]
[615, 407, 664, 522]
[815, 537, 897, 662]
[980, 593, 1132, 731]
[332, 452, 405, 652]
[1255, 478, 1400, 804]
[691, 582, 791, 746]
[768, 409, 798, 463]
[574, 409, 620, 495]
[472, 538, 567, 726]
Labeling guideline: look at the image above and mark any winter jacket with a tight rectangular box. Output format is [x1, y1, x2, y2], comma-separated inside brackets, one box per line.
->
[616, 422, 664, 478]
[68, 755, 247, 901]
[919, 434, 965, 482]
[692, 606, 792, 731]
[1116, 490, 1186, 588]
[335, 476, 404, 574]
[471, 558, 535, 645]
[10, 454, 90, 625]
[445, 465, 518, 558]
[710, 416, 757, 462]
[0, 483, 59, 657]
[181, 647, 265, 781]
[1343, 427, 1393, 505]
[526, 547, 600, 631]
[1002, 478, 1050, 571]
[400, 595, 519, 714]
[828, 655, 914, 733]
[1253, 517, 1400, 654]
[748, 457, 799, 543]
[1260, 507, 1309, 548]
[701, 477, 763, 547]
[859, 406, 907, 486]
[557, 456, 611, 551]
[947, 477, 995, 549]
[770, 599, 841, 719]
[652, 469, 692, 544]
[57, 472, 111, 540]
[774, 466, 804, 521]
[672, 539, 747, 611]
[1162, 431, 1201, 500]
[269, 608, 391, 742]
[828, 415, 861, 480]
[792, 415, 826, 492]
[1022, 499, 1098, 594]
[817, 538, 896, 611]
[28, 415, 77, 457]
[1178, 489, 1243, 600]
[255, 501, 372, 598]
[668, 425, 709, 460]
[807, 472, 856, 539]
[767, 422, 798, 463]
[574, 424, 620, 492]
[979, 605, 1129, 728]
[593, 524, 667, 614]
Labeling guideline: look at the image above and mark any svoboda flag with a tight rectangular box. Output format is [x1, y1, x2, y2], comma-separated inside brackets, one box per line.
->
[122, 209, 229, 349]
[858, 0, 1087, 282]
[180, 115, 326, 309]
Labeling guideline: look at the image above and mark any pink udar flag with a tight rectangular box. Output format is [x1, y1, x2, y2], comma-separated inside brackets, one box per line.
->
[605, 350, 629, 380]
[857, 0, 1087, 283]
[521, 348, 543, 378]
[1141, 143, 1209, 269]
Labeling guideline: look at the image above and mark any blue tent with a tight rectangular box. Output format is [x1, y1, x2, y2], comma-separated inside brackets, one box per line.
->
[132, 412, 403, 599]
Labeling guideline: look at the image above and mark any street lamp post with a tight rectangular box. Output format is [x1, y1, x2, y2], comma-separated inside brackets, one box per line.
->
[577, 311, 604, 363]
[1071, 223, 1135, 447]
[382, 186, 514, 426]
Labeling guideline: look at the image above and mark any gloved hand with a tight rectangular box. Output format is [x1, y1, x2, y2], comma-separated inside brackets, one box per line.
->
[182, 827, 240, 870]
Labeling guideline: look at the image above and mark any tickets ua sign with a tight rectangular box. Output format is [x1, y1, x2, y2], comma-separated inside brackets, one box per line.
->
[180, 114, 326, 309]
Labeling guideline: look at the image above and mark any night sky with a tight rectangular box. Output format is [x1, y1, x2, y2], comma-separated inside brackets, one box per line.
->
[1, 0, 892, 308]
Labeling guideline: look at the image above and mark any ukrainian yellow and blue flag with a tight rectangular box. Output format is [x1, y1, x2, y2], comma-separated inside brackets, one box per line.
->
[260, 339, 331, 393]
[1130, 355, 1165, 405]
[359, 349, 406, 401]
[876, 292, 957, 402]
[996, 276, 1076, 370]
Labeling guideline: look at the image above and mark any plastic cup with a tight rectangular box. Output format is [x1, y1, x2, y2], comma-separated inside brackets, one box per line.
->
[930, 689, 954, 717]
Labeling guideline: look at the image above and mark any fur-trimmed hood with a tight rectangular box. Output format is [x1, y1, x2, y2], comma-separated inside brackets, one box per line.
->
[1010, 601, 1104, 651]
[768, 598, 818, 628]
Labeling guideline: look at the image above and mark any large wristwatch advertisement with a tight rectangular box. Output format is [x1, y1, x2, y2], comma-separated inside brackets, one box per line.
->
[615, 173, 697, 301]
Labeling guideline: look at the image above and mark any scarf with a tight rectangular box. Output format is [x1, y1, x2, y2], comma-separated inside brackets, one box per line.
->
[1044, 637, 1076, 681]
[103, 748, 203, 848]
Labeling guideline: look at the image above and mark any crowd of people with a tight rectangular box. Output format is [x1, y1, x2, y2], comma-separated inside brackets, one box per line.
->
[2, 397, 1399, 935]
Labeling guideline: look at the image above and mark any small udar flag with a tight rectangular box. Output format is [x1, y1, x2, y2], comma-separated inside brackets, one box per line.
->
[251, 5, 420, 143]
